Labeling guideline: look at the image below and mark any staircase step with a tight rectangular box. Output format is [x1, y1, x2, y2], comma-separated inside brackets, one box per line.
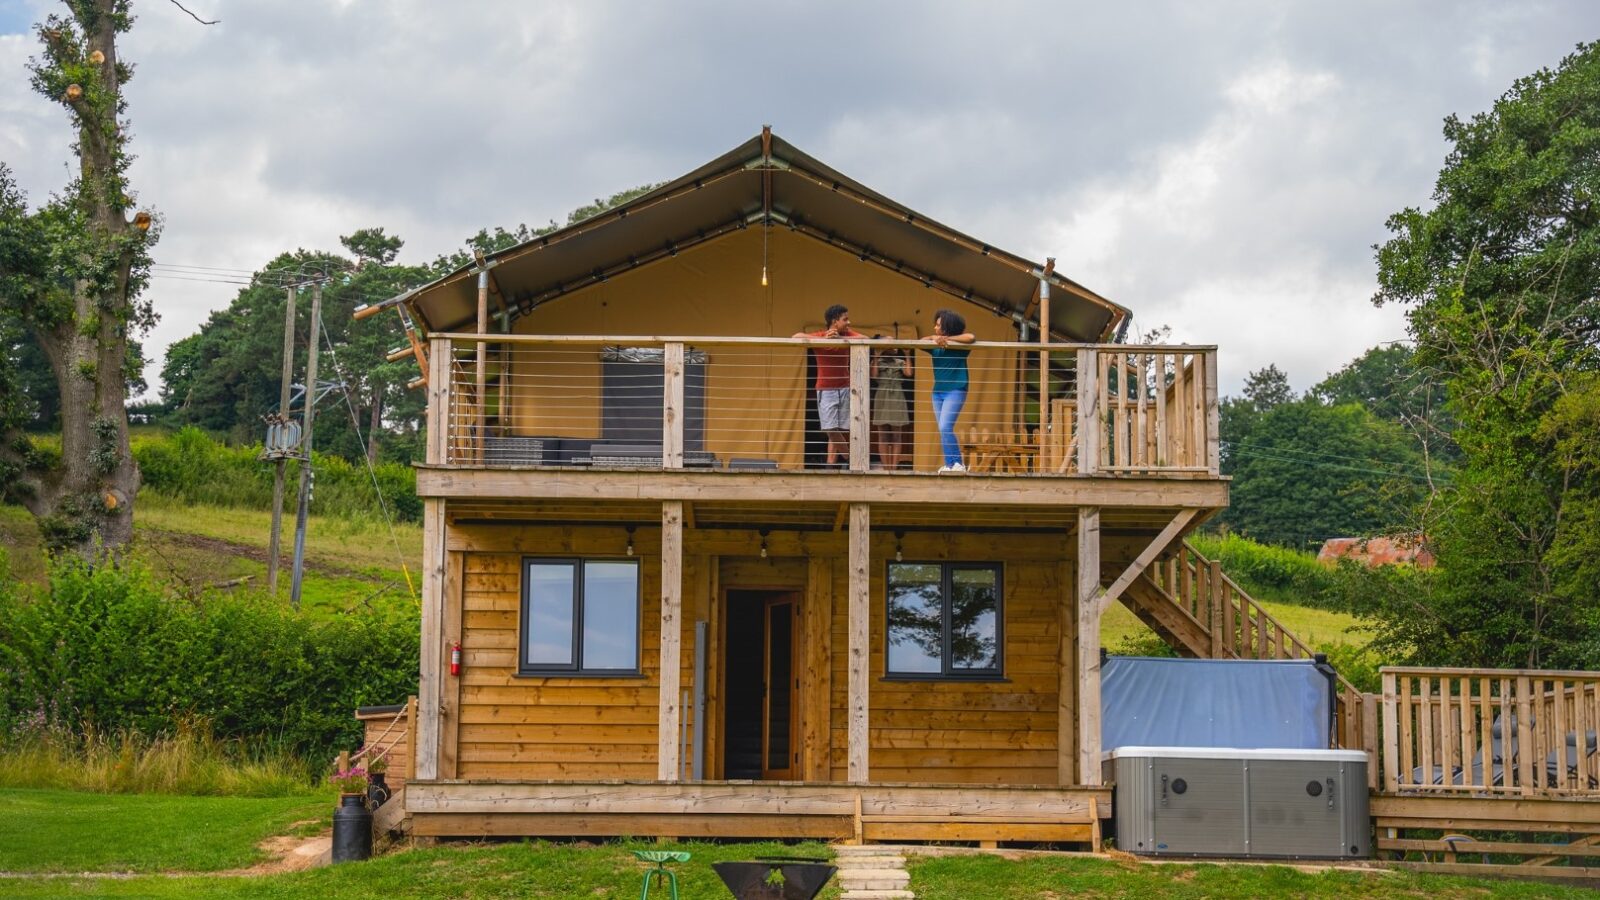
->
[834, 855, 907, 868]
[838, 873, 911, 891]
[839, 891, 915, 900]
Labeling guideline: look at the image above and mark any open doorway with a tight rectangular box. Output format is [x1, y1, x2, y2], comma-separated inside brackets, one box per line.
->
[722, 590, 798, 780]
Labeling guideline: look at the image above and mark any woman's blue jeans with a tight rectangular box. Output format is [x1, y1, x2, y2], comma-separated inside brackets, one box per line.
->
[932, 389, 967, 466]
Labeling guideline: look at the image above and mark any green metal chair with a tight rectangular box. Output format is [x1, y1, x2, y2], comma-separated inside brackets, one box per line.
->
[633, 849, 691, 900]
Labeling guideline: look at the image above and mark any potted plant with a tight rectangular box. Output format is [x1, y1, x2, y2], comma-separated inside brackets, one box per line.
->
[366, 753, 391, 809]
[329, 764, 372, 863]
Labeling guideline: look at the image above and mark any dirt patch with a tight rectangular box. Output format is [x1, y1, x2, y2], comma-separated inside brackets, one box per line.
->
[211, 831, 333, 876]
[145, 528, 380, 582]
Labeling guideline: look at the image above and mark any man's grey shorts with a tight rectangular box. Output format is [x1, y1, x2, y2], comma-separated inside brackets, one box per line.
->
[817, 387, 850, 431]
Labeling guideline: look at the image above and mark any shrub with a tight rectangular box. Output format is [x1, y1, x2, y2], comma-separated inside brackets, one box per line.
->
[1189, 532, 1344, 609]
[0, 554, 418, 770]
[133, 426, 420, 523]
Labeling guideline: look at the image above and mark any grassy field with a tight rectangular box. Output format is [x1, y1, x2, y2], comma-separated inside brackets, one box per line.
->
[0, 494, 421, 619]
[1102, 593, 1370, 650]
[0, 789, 328, 874]
[0, 790, 1590, 898]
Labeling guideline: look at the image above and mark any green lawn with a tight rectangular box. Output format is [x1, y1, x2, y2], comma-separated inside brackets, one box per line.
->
[0, 789, 328, 874]
[907, 852, 1599, 899]
[0, 790, 1590, 897]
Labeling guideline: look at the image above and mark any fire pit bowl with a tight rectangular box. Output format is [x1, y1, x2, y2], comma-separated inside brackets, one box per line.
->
[711, 856, 836, 900]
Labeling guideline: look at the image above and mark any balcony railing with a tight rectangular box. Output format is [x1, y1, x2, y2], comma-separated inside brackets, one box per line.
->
[423, 334, 1219, 477]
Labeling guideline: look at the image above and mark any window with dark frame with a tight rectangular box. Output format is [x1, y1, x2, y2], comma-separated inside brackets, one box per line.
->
[885, 562, 1002, 678]
[520, 557, 641, 676]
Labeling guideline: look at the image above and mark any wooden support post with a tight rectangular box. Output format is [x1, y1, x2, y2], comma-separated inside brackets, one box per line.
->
[1076, 348, 1100, 475]
[659, 501, 684, 781]
[847, 502, 870, 782]
[663, 342, 684, 469]
[439, 550, 463, 779]
[1058, 558, 1075, 785]
[1078, 507, 1104, 785]
[416, 498, 445, 781]
[849, 343, 870, 472]
[405, 695, 418, 783]
[474, 269, 489, 462]
[802, 557, 834, 781]
[426, 338, 449, 465]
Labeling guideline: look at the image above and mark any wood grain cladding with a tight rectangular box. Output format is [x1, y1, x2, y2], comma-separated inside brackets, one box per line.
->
[450, 524, 1076, 784]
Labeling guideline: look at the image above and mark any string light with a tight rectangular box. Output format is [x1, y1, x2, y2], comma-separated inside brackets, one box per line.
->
[625, 525, 635, 557]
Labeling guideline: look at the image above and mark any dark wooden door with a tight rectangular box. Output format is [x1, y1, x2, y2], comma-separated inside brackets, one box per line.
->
[762, 596, 799, 780]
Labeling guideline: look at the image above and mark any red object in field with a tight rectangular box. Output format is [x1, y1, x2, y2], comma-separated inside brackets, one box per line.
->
[450, 642, 461, 676]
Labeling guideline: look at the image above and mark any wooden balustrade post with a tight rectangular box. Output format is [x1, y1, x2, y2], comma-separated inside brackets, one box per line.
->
[849, 344, 870, 472]
[847, 503, 871, 781]
[1381, 670, 1399, 791]
[1204, 348, 1220, 474]
[1076, 349, 1099, 475]
[475, 269, 489, 463]
[663, 342, 685, 469]
[1208, 560, 1224, 657]
[427, 337, 450, 465]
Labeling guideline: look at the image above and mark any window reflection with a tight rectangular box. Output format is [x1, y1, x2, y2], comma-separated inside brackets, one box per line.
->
[950, 568, 998, 671]
[525, 563, 576, 667]
[521, 558, 639, 675]
[583, 561, 640, 670]
[886, 562, 1001, 677]
[887, 564, 942, 674]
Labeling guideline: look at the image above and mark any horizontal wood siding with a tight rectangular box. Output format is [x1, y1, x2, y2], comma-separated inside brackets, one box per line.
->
[830, 533, 1072, 785]
[455, 525, 668, 781]
[451, 523, 1074, 785]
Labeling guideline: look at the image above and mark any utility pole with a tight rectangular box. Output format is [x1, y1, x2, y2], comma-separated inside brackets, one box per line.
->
[289, 280, 322, 610]
[266, 285, 297, 594]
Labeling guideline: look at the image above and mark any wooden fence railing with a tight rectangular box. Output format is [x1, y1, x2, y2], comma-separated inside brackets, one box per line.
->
[423, 335, 1221, 477]
[1380, 667, 1600, 795]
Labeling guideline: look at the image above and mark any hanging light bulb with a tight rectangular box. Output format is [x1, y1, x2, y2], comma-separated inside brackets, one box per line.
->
[895, 530, 905, 563]
[625, 525, 635, 557]
[759, 529, 770, 559]
[761, 265, 768, 287]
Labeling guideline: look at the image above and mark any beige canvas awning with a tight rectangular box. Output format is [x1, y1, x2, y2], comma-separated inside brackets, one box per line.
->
[401, 129, 1129, 343]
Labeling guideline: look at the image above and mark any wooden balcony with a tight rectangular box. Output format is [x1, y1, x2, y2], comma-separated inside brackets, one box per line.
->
[419, 334, 1221, 490]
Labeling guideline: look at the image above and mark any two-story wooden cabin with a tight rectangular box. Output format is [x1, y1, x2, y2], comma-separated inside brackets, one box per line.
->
[360, 128, 1228, 843]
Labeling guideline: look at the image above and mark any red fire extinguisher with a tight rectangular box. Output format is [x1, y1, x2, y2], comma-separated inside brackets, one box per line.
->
[450, 642, 461, 676]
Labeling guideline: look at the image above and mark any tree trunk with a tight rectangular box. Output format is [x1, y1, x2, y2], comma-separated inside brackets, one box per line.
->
[7, 2, 145, 558]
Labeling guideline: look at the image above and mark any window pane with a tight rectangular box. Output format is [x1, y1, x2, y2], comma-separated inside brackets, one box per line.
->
[525, 563, 575, 667]
[886, 563, 942, 674]
[582, 561, 639, 670]
[949, 567, 999, 671]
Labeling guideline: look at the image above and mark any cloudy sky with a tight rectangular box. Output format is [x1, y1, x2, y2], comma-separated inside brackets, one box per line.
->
[2, 1, 1594, 397]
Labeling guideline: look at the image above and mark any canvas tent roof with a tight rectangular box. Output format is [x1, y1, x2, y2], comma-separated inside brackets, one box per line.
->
[398, 130, 1130, 342]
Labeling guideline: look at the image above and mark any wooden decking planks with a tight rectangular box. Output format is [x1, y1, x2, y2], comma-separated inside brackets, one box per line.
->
[405, 779, 1110, 841]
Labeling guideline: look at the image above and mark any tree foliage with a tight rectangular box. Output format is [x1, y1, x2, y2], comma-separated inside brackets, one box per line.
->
[1357, 41, 1600, 668]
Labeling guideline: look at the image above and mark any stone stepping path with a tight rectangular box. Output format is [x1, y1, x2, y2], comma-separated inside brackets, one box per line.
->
[833, 845, 914, 899]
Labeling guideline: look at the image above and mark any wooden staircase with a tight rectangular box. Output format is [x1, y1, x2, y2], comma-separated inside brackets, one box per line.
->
[1112, 540, 1370, 753]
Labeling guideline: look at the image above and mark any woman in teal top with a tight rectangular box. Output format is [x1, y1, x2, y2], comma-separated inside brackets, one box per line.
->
[919, 310, 976, 472]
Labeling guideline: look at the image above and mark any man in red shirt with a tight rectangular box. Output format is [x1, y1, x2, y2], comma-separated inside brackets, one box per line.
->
[793, 304, 864, 467]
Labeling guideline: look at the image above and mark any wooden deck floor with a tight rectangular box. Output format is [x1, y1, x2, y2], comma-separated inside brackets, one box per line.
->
[404, 779, 1111, 844]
